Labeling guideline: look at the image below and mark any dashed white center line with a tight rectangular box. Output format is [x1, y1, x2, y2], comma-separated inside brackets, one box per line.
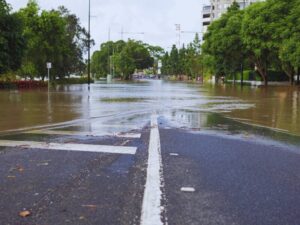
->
[140, 114, 165, 225]
[0, 140, 136, 155]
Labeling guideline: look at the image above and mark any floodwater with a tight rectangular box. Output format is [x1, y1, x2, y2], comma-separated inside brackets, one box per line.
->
[0, 80, 299, 143]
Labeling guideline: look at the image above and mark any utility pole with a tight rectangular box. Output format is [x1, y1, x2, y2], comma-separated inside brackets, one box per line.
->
[87, 0, 91, 87]
[121, 27, 124, 40]
[241, 0, 246, 86]
[120, 30, 145, 41]
[108, 27, 111, 41]
[175, 24, 181, 48]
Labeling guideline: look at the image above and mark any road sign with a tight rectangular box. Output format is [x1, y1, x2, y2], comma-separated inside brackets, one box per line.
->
[47, 62, 52, 69]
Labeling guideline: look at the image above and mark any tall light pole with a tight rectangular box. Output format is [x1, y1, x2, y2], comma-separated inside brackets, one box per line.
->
[87, 0, 91, 87]
[175, 24, 181, 48]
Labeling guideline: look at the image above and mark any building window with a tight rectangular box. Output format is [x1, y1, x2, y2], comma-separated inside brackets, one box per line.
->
[203, 14, 211, 18]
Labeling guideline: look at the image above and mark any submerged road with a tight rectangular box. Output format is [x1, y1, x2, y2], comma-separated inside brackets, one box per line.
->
[0, 114, 300, 225]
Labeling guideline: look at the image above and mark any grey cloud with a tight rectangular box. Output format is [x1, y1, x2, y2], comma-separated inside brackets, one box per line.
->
[8, 0, 209, 51]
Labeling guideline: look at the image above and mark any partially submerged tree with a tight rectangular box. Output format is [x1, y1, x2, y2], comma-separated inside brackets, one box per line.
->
[0, 0, 25, 75]
[91, 40, 154, 80]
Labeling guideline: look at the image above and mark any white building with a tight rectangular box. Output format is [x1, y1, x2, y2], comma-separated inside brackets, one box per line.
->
[202, 0, 263, 35]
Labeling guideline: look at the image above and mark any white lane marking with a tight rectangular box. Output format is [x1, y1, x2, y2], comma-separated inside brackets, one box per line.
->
[0, 140, 136, 155]
[170, 153, 179, 156]
[26, 130, 141, 139]
[140, 114, 164, 225]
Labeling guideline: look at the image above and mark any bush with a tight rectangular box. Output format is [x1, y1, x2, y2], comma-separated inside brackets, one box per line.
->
[0, 80, 47, 89]
[54, 77, 94, 85]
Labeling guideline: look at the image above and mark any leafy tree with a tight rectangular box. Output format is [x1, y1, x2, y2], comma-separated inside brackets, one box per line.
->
[203, 2, 244, 81]
[277, 0, 300, 84]
[242, 1, 279, 86]
[91, 40, 154, 80]
[0, 0, 25, 75]
[169, 45, 179, 75]
[161, 52, 171, 75]
[17, 0, 91, 80]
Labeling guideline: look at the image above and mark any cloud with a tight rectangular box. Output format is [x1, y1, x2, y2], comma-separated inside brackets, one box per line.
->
[8, 0, 209, 52]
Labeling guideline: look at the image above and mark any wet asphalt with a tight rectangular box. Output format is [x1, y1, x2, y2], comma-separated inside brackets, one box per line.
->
[0, 123, 300, 225]
[160, 128, 300, 225]
[0, 130, 149, 225]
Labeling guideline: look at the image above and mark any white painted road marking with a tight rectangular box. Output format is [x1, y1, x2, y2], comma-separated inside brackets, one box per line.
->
[140, 114, 164, 225]
[0, 140, 136, 155]
[26, 130, 141, 139]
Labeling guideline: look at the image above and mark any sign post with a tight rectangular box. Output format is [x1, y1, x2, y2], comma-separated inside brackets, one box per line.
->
[46, 62, 52, 91]
[158, 60, 162, 78]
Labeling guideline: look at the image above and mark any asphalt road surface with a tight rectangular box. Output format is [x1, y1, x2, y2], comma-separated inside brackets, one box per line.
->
[0, 115, 300, 225]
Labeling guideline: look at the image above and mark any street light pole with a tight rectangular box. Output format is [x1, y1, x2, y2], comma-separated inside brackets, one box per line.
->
[241, 0, 246, 86]
[87, 0, 91, 87]
[175, 24, 181, 48]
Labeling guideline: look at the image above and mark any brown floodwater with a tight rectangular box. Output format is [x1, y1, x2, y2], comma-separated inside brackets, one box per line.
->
[0, 81, 299, 139]
[203, 84, 300, 136]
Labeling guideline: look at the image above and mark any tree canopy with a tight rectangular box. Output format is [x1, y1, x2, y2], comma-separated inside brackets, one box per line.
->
[202, 0, 300, 85]
[91, 40, 158, 80]
[161, 34, 203, 78]
[0, 0, 91, 81]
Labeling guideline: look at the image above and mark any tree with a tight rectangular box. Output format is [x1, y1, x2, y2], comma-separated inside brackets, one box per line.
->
[91, 40, 154, 80]
[203, 2, 244, 81]
[17, 0, 91, 80]
[161, 52, 171, 75]
[169, 45, 179, 75]
[0, 0, 25, 75]
[278, 0, 300, 84]
[242, 1, 280, 86]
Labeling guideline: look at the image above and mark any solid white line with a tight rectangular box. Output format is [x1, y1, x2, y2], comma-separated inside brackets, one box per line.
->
[26, 130, 141, 139]
[0, 140, 136, 155]
[140, 114, 164, 225]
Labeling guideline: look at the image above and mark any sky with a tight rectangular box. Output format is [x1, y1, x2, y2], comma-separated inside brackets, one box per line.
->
[8, 0, 209, 53]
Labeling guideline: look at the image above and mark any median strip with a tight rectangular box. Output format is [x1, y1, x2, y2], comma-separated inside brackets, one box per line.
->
[0, 140, 136, 155]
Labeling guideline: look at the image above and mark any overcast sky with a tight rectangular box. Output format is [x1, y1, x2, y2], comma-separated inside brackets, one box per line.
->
[8, 0, 209, 52]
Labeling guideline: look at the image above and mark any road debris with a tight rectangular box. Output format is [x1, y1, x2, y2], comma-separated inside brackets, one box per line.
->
[180, 187, 196, 192]
[19, 210, 31, 217]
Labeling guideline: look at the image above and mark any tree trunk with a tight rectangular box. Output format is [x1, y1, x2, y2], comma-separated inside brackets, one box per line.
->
[282, 64, 295, 86]
[290, 75, 294, 85]
[256, 66, 268, 86]
[262, 73, 268, 86]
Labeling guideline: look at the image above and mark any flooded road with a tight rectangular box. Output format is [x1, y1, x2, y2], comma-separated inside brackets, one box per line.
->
[1, 80, 300, 225]
[0, 81, 299, 141]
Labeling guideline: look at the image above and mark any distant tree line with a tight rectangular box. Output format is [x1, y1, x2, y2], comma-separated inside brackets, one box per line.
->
[202, 0, 300, 86]
[91, 40, 164, 80]
[161, 34, 203, 79]
[0, 0, 91, 81]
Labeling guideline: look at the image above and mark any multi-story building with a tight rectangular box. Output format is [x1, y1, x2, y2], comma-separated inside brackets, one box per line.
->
[202, 5, 213, 34]
[202, 0, 263, 35]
